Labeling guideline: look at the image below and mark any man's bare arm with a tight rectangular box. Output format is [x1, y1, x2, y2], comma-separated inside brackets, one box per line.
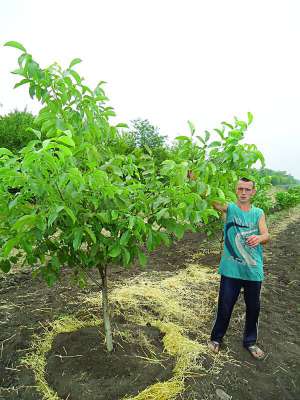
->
[258, 214, 270, 244]
[246, 214, 270, 247]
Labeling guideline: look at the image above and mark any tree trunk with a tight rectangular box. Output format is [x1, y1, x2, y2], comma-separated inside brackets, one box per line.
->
[99, 266, 113, 352]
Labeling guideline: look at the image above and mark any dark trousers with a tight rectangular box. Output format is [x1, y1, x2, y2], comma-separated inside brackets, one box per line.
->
[210, 275, 262, 348]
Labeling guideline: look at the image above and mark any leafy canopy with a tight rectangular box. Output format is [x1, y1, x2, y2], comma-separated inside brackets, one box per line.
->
[1, 41, 265, 284]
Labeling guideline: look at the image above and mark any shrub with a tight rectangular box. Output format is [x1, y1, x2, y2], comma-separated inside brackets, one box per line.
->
[0, 109, 37, 151]
[275, 191, 299, 210]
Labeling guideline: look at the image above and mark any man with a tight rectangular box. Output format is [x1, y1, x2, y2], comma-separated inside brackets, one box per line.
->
[208, 177, 270, 360]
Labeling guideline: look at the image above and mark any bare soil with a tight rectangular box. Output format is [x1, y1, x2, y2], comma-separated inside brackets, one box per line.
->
[0, 211, 299, 400]
[46, 324, 174, 400]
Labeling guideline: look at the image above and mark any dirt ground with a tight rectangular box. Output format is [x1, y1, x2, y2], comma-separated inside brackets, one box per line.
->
[0, 208, 299, 400]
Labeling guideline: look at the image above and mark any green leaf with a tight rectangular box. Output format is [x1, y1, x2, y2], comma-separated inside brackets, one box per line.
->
[4, 41, 26, 52]
[156, 208, 169, 220]
[233, 152, 239, 162]
[231, 171, 238, 181]
[128, 216, 136, 230]
[196, 135, 206, 145]
[173, 224, 185, 239]
[69, 58, 82, 68]
[13, 214, 37, 232]
[54, 135, 75, 147]
[97, 211, 110, 224]
[222, 121, 234, 129]
[27, 128, 41, 140]
[205, 130, 210, 142]
[122, 248, 131, 265]
[12, 68, 25, 76]
[205, 208, 219, 218]
[209, 163, 217, 175]
[64, 207, 76, 224]
[0, 259, 11, 273]
[247, 112, 253, 125]
[153, 196, 170, 209]
[144, 144, 152, 155]
[73, 228, 83, 250]
[2, 238, 18, 257]
[209, 141, 222, 148]
[29, 85, 35, 98]
[69, 69, 81, 84]
[120, 230, 130, 246]
[137, 249, 148, 267]
[14, 78, 31, 88]
[21, 240, 33, 255]
[157, 231, 170, 246]
[0, 148, 14, 157]
[115, 123, 128, 128]
[187, 120, 195, 136]
[165, 220, 185, 239]
[214, 128, 225, 139]
[85, 226, 96, 244]
[109, 244, 122, 258]
[217, 188, 225, 200]
[146, 231, 153, 251]
[175, 135, 191, 141]
[160, 160, 176, 174]
[48, 206, 64, 227]
[111, 210, 118, 220]
[45, 271, 58, 287]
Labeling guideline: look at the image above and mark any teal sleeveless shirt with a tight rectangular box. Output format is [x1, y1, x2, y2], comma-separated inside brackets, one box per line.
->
[218, 203, 264, 281]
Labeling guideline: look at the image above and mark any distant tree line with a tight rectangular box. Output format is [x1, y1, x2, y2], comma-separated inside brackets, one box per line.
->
[258, 168, 299, 186]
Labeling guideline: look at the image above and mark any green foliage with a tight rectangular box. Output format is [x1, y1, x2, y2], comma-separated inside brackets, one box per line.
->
[0, 110, 37, 151]
[249, 174, 274, 215]
[258, 168, 299, 186]
[275, 186, 300, 210]
[1, 41, 270, 351]
[1, 43, 265, 284]
[164, 114, 267, 232]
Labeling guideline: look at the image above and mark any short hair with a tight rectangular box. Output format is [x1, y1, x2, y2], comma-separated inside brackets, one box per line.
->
[239, 177, 255, 188]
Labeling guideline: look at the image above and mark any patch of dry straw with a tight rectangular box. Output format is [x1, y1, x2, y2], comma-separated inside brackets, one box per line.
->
[85, 264, 239, 399]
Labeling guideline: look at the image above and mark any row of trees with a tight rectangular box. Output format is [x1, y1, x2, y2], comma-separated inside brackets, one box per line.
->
[258, 168, 299, 187]
[0, 41, 296, 352]
[275, 186, 300, 210]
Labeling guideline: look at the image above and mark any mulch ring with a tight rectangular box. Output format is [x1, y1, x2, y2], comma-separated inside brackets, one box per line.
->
[46, 323, 174, 400]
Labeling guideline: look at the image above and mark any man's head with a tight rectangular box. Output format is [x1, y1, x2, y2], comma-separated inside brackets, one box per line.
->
[236, 177, 256, 204]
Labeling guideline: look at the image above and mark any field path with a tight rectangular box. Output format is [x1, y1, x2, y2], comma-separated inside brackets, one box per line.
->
[186, 208, 300, 400]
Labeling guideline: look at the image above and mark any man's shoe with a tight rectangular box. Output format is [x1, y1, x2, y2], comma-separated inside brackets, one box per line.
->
[208, 340, 220, 354]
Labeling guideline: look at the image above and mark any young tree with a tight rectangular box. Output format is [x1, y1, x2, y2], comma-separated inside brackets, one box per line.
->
[129, 119, 166, 148]
[0, 41, 265, 352]
[128, 118, 169, 163]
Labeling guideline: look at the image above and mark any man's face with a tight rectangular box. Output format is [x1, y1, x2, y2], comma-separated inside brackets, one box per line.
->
[236, 180, 256, 203]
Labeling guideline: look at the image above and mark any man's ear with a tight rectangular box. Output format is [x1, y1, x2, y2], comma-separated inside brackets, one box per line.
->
[252, 189, 257, 195]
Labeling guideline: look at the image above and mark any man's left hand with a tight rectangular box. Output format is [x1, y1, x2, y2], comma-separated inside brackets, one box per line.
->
[246, 235, 261, 247]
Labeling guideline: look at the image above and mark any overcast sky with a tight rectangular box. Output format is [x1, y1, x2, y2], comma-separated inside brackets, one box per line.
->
[1, 0, 299, 178]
